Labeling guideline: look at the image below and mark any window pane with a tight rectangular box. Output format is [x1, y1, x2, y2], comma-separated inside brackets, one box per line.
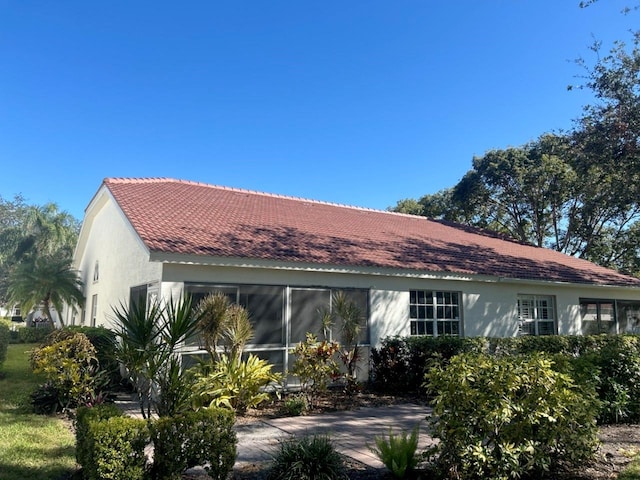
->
[239, 286, 284, 346]
[616, 301, 640, 334]
[538, 321, 555, 336]
[290, 289, 331, 344]
[425, 322, 434, 335]
[332, 289, 368, 344]
[417, 291, 426, 304]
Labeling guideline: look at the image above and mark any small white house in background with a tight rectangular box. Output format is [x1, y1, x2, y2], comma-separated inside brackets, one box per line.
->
[69, 177, 640, 373]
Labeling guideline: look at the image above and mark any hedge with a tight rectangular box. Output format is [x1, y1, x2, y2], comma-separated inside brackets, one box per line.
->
[76, 406, 237, 480]
[150, 408, 237, 480]
[0, 322, 9, 368]
[370, 334, 640, 424]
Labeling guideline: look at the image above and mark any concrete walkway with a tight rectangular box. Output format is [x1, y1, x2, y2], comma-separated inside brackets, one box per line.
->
[235, 403, 434, 469]
[115, 395, 434, 471]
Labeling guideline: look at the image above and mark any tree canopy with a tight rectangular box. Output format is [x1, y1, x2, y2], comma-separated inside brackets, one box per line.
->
[393, 29, 640, 277]
[0, 195, 81, 318]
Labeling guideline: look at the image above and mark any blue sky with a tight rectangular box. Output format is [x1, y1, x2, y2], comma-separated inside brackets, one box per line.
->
[1, 1, 636, 220]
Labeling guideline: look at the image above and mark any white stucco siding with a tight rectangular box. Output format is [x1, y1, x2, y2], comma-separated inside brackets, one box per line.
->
[74, 195, 162, 329]
[160, 262, 640, 346]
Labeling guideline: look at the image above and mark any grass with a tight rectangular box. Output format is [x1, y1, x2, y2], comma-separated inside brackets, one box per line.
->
[0, 343, 76, 480]
[620, 452, 640, 480]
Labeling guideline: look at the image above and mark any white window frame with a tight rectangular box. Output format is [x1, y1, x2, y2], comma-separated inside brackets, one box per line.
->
[517, 294, 556, 336]
[90, 294, 98, 327]
[409, 290, 461, 337]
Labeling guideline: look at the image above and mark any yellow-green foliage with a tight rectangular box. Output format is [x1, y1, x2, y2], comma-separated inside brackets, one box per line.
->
[427, 352, 600, 480]
[369, 425, 420, 478]
[30, 332, 99, 409]
[193, 353, 282, 415]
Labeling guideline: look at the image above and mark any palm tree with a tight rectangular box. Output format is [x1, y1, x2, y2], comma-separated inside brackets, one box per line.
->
[7, 255, 84, 326]
[14, 203, 79, 261]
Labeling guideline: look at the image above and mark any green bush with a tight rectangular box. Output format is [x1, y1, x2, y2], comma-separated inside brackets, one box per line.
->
[84, 415, 149, 480]
[0, 322, 9, 369]
[30, 332, 101, 411]
[282, 394, 307, 416]
[368, 425, 420, 479]
[426, 352, 599, 480]
[192, 354, 282, 415]
[585, 335, 640, 423]
[151, 408, 237, 480]
[75, 404, 124, 469]
[67, 326, 121, 387]
[268, 435, 347, 480]
[370, 335, 484, 395]
[290, 333, 341, 409]
[18, 324, 53, 343]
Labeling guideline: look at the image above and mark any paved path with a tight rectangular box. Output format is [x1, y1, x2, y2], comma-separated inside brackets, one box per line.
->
[115, 395, 434, 471]
[235, 403, 434, 469]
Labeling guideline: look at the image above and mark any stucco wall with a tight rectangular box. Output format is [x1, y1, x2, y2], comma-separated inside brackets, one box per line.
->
[73, 194, 162, 329]
[161, 263, 640, 346]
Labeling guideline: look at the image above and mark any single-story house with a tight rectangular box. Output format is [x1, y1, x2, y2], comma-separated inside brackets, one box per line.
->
[69, 177, 640, 372]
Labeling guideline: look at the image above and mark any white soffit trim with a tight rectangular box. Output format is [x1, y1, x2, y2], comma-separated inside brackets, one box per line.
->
[150, 251, 640, 292]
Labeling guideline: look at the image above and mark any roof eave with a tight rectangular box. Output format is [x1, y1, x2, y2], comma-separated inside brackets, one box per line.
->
[149, 251, 640, 289]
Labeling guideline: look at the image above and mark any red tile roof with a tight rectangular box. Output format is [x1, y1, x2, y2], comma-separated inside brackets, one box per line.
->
[103, 177, 640, 287]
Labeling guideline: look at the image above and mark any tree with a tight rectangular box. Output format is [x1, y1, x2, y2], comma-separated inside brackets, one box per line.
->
[12, 203, 79, 262]
[6, 255, 84, 325]
[0, 199, 80, 305]
[0, 194, 29, 303]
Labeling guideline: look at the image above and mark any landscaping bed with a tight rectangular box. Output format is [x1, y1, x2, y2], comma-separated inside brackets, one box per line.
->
[220, 390, 640, 479]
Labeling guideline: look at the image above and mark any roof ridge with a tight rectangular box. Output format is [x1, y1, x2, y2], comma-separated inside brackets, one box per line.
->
[103, 176, 419, 218]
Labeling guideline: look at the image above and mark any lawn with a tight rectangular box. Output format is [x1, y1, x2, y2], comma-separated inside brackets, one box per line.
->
[621, 454, 640, 480]
[0, 344, 76, 480]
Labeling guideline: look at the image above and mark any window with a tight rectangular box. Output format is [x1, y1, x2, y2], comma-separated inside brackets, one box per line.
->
[185, 284, 286, 347]
[517, 295, 555, 335]
[93, 261, 99, 283]
[409, 290, 461, 336]
[129, 284, 148, 309]
[90, 294, 98, 327]
[580, 300, 616, 335]
[289, 288, 369, 344]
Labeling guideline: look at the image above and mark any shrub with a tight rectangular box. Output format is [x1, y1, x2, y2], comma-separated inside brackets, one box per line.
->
[587, 335, 640, 423]
[18, 324, 53, 343]
[192, 353, 282, 415]
[75, 404, 123, 469]
[268, 435, 347, 480]
[67, 326, 120, 386]
[151, 408, 237, 480]
[0, 322, 9, 369]
[368, 425, 420, 479]
[370, 335, 484, 395]
[282, 394, 307, 416]
[84, 416, 149, 480]
[290, 333, 340, 409]
[30, 332, 102, 411]
[426, 352, 599, 480]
